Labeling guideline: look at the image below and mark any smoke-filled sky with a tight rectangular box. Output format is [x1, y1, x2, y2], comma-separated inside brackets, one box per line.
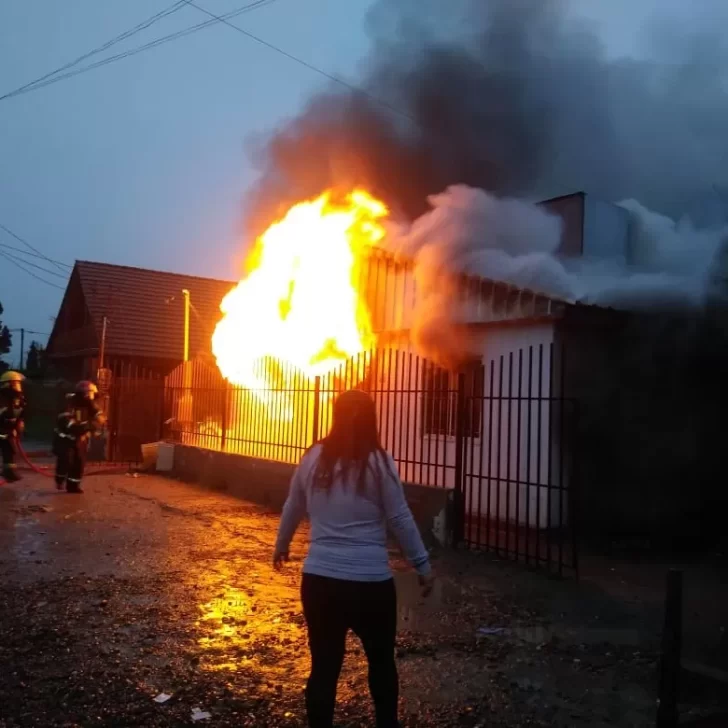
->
[1, 0, 728, 365]
[247, 0, 728, 233]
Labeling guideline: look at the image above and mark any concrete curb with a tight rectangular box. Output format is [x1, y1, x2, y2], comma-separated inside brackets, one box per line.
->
[168, 443, 451, 546]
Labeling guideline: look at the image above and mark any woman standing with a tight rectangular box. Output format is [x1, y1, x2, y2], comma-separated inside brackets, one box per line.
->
[274, 389, 433, 728]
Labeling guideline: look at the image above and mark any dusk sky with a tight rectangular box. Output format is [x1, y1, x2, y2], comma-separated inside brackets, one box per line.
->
[0, 1, 706, 364]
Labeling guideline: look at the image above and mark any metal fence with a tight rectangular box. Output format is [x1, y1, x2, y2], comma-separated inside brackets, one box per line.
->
[457, 346, 578, 575]
[105, 363, 165, 463]
[164, 344, 578, 575]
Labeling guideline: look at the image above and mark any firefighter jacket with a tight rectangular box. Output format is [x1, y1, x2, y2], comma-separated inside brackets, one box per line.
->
[0, 389, 25, 438]
[55, 399, 105, 444]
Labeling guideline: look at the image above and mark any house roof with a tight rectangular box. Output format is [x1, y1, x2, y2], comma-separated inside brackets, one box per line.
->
[54, 260, 235, 361]
[48, 254, 612, 366]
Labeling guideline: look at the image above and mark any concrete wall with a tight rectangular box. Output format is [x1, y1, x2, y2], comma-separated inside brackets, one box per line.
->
[582, 195, 630, 262]
[540, 193, 585, 258]
[170, 443, 451, 547]
[540, 191, 630, 264]
[556, 306, 728, 550]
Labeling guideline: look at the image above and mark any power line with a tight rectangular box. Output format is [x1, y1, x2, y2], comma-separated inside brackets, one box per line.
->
[0, 1, 193, 102]
[9, 329, 50, 337]
[0, 0, 277, 101]
[0, 222, 70, 272]
[0, 248, 67, 279]
[0, 241, 70, 269]
[0, 250, 65, 290]
[1, 0, 415, 133]
[188, 1, 416, 126]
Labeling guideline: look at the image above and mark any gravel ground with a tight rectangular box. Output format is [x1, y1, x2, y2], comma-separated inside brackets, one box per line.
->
[0, 470, 724, 727]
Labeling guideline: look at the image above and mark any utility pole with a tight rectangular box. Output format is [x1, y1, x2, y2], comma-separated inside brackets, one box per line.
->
[99, 316, 108, 371]
[9, 328, 50, 372]
[182, 289, 190, 362]
[180, 289, 192, 427]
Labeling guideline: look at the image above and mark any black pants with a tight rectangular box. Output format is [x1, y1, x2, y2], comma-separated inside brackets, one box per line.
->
[55, 439, 87, 492]
[0, 435, 17, 477]
[302, 573, 399, 728]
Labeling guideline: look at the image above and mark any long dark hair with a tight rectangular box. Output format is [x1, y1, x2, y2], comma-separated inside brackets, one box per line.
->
[312, 388, 391, 494]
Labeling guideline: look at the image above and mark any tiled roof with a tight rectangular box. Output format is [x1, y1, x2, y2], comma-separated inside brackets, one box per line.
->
[74, 260, 235, 361]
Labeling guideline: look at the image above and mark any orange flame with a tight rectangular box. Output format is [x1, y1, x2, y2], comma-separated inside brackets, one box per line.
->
[212, 190, 388, 397]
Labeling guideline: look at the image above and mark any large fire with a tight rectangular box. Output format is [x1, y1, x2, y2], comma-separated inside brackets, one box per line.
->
[212, 190, 388, 397]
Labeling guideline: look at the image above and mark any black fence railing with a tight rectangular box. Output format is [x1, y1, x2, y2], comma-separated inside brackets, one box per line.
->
[457, 346, 578, 576]
[162, 345, 578, 575]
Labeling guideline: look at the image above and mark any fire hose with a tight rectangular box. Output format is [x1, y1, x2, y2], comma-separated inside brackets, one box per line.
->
[0, 437, 135, 486]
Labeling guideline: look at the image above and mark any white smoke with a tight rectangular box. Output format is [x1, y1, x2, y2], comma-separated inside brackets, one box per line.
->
[384, 184, 728, 361]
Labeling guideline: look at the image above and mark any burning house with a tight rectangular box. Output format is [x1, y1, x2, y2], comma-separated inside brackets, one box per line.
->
[163, 189, 648, 571]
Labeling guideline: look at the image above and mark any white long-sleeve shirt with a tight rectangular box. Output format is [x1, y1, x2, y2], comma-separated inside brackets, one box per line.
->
[275, 444, 431, 582]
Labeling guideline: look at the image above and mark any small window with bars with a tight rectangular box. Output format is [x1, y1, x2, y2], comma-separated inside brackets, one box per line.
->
[421, 361, 485, 438]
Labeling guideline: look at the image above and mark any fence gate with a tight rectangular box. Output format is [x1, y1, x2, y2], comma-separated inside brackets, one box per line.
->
[107, 370, 164, 463]
[453, 345, 578, 576]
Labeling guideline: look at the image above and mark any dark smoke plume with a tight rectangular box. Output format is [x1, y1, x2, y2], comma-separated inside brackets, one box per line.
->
[240, 0, 728, 550]
[244, 0, 728, 238]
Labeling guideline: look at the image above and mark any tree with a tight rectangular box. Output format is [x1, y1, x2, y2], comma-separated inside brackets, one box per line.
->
[25, 341, 47, 377]
[0, 301, 12, 374]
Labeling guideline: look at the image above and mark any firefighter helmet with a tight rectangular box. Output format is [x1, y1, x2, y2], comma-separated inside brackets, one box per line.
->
[75, 380, 99, 398]
[0, 370, 25, 391]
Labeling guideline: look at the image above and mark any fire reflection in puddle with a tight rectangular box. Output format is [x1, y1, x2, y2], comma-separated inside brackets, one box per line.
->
[193, 578, 309, 687]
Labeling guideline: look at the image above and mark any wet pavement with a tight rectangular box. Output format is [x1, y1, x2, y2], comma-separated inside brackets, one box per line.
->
[0, 471, 725, 727]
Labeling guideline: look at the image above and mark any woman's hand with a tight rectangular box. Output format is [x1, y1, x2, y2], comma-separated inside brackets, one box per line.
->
[418, 572, 435, 598]
[273, 549, 289, 571]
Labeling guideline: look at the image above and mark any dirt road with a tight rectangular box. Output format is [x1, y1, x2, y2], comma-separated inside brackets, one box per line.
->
[0, 472, 720, 726]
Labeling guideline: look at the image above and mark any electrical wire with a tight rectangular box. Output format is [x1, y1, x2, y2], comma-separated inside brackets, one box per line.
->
[0, 222, 70, 271]
[9, 328, 50, 337]
[0, 249, 66, 279]
[0, 250, 65, 290]
[0, 0, 277, 101]
[188, 1, 416, 125]
[0, 0, 194, 101]
[0, 241, 70, 269]
[2, 0, 415, 133]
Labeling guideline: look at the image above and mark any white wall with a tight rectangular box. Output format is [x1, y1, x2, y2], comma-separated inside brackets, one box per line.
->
[371, 322, 568, 531]
[461, 323, 568, 533]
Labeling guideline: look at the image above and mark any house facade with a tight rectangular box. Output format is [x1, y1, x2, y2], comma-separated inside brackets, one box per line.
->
[166, 192, 632, 563]
[46, 260, 235, 381]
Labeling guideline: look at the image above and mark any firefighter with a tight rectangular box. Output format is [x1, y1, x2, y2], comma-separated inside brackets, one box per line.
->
[54, 380, 105, 493]
[0, 370, 26, 482]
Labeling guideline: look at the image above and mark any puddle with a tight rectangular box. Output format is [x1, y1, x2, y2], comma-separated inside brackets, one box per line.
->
[569, 627, 645, 646]
[194, 578, 306, 684]
[513, 625, 552, 644]
[513, 624, 645, 647]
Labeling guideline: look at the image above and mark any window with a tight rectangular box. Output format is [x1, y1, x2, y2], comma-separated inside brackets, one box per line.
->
[421, 361, 484, 438]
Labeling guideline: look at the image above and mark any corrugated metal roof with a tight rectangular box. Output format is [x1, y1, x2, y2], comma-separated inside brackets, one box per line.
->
[74, 260, 235, 361]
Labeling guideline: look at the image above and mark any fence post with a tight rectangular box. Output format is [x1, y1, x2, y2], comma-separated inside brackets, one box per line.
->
[221, 383, 229, 452]
[569, 399, 581, 581]
[656, 568, 683, 728]
[312, 376, 321, 445]
[156, 379, 165, 443]
[452, 371, 467, 547]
